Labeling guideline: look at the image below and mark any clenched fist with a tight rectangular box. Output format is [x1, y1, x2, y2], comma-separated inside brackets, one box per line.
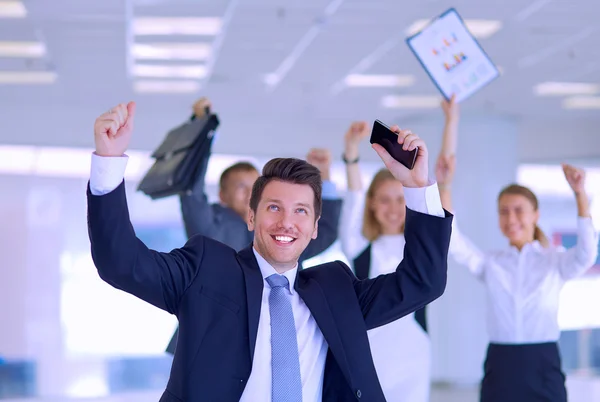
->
[562, 163, 586, 194]
[307, 148, 332, 180]
[435, 154, 456, 187]
[94, 102, 136, 157]
[193, 97, 212, 118]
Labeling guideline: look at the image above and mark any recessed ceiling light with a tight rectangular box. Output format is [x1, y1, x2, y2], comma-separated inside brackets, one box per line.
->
[381, 95, 441, 109]
[406, 19, 502, 39]
[0, 1, 26, 18]
[0, 71, 56, 84]
[133, 17, 222, 36]
[344, 74, 415, 87]
[132, 64, 207, 79]
[562, 96, 600, 109]
[131, 43, 212, 61]
[134, 80, 201, 93]
[534, 82, 600, 96]
[0, 41, 46, 57]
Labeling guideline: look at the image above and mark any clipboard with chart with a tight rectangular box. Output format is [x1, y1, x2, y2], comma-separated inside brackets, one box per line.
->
[406, 8, 500, 102]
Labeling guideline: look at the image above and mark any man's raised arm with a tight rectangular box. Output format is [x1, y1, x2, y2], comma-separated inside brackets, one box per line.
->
[88, 102, 204, 315]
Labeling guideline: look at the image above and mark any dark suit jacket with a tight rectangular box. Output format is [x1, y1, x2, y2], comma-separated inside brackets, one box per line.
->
[87, 182, 452, 402]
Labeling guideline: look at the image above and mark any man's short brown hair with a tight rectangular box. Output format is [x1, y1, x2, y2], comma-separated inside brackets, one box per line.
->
[249, 158, 322, 220]
[219, 162, 258, 190]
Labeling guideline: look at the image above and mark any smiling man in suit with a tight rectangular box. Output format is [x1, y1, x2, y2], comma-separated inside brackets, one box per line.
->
[87, 101, 452, 401]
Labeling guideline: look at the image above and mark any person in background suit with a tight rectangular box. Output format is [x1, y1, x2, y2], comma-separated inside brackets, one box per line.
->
[88, 101, 452, 401]
[166, 98, 343, 353]
[435, 96, 598, 402]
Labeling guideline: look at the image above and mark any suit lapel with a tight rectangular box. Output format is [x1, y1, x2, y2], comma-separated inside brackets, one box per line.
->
[237, 246, 263, 361]
[295, 274, 353, 386]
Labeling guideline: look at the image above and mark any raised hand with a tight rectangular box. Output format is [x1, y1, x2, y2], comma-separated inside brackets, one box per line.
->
[441, 94, 459, 121]
[435, 154, 456, 187]
[344, 121, 370, 145]
[94, 102, 136, 157]
[372, 126, 429, 188]
[562, 163, 586, 194]
[193, 97, 212, 118]
[343, 121, 370, 161]
[307, 148, 332, 176]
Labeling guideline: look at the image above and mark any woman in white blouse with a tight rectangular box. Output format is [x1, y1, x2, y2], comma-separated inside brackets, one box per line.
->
[436, 97, 599, 402]
[339, 121, 431, 402]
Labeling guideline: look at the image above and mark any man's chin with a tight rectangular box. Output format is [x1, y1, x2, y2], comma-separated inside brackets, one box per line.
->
[267, 252, 300, 270]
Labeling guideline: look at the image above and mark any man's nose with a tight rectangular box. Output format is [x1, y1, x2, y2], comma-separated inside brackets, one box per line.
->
[277, 212, 295, 230]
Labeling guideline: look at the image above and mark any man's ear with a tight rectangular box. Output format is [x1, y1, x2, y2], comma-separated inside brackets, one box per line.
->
[219, 189, 228, 205]
[247, 208, 255, 231]
[311, 216, 320, 240]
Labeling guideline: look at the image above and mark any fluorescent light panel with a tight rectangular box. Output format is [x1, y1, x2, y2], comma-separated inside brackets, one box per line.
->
[132, 43, 212, 61]
[534, 82, 600, 96]
[406, 19, 502, 39]
[0, 1, 26, 18]
[562, 96, 600, 109]
[134, 80, 200, 93]
[381, 95, 440, 109]
[133, 17, 222, 36]
[0, 145, 259, 185]
[132, 64, 207, 79]
[0, 71, 56, 84]
[0, 41, 46, 57]
[345, 74, 415, 88]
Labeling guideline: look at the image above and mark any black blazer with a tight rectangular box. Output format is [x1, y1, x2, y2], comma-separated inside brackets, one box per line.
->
[87, 182, 452, 402]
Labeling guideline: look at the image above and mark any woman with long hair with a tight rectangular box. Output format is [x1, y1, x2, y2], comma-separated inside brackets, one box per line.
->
[338, 121, 432, 401]
[436, 97, 598, 402]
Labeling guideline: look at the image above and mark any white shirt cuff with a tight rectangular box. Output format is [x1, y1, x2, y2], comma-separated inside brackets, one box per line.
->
[403, 181, 445, 218]
[89, 153, 129, 196]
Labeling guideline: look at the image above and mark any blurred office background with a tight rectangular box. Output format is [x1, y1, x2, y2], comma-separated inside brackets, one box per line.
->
[1, 0, 600, 401]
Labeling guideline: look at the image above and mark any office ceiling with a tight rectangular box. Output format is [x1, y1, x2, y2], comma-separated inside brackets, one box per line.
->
[1, 0, 599, 159]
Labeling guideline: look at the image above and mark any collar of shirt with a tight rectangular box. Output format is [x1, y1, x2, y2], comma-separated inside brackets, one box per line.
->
[252, 247, 298, 295]
[504, 240, 545, 255]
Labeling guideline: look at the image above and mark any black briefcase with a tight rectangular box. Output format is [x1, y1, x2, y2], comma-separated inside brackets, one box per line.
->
[137, 108, 220, 199]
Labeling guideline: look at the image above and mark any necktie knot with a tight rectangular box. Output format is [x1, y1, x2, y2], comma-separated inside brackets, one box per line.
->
[266, 274, 289, 290]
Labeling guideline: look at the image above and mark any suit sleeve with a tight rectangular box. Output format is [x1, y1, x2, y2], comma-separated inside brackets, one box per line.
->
[300, 181, 342, 261]
[178, 140, 221, 239]
[351, 184, 452, 330]
[88, 181, 205, 315]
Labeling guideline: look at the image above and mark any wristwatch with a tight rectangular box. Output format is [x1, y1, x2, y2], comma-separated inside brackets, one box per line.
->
[342, 153, 359, 164]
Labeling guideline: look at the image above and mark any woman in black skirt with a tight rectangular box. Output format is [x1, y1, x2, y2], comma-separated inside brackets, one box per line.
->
[435, 97, 599, 402]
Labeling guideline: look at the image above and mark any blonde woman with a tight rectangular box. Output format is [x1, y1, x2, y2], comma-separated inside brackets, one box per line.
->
[436, 97, 598, 402]
[339, 121, 433, 402]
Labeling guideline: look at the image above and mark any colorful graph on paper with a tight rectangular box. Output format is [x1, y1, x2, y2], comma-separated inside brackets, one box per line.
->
[406, 8, 499, 102]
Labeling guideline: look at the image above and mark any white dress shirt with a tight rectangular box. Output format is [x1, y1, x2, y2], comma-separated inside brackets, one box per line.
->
[240, 249, 329, 402]
[89, 153, 447, 401]
[449, 218, 599, 344]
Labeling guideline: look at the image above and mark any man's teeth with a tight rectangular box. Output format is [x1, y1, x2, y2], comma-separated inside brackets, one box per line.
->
[275, 235, 294, 243]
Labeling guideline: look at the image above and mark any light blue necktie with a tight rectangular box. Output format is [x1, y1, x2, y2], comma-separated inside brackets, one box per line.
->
[266, 274, 303, 402]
